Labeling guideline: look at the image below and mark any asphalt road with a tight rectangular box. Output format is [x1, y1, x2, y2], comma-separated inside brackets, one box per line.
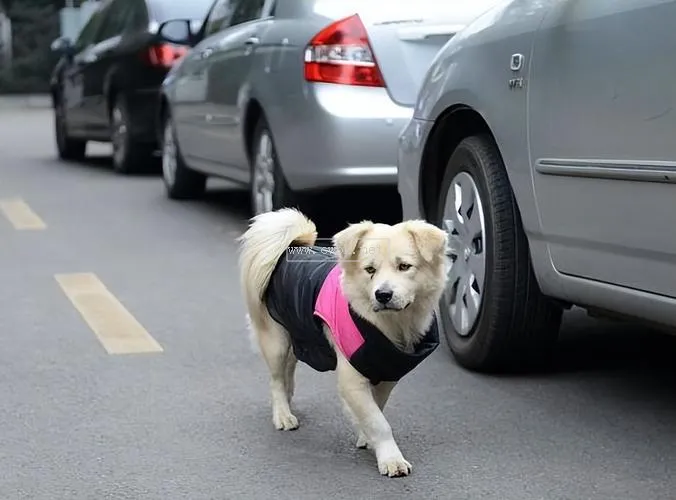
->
[0, 108, 674, 500]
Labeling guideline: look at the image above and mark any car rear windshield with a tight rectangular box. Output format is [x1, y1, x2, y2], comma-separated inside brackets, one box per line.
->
[153, 0, 214, 22]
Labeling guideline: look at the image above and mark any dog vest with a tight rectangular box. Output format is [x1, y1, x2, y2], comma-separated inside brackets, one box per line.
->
[264, 246, 439, 385]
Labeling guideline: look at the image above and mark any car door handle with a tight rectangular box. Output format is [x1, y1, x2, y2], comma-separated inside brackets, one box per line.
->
[244, 36, 260, 46]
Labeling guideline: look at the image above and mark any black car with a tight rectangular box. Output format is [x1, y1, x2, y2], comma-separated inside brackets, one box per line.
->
[49, 0, 213, 173]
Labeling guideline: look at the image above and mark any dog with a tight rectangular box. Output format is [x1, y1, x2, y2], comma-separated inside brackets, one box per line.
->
[238, 208, 448, 477]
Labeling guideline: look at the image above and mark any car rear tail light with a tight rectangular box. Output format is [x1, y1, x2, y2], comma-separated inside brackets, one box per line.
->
[143, 44, 187, 67]
[304, 14, 385, 87]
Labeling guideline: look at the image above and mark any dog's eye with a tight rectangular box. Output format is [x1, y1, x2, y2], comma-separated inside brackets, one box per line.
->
[398, 263, 412, 272]
[364, 266, 376, 275]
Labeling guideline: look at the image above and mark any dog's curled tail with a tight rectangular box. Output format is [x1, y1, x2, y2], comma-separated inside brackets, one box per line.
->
[237, 208, 317, 325]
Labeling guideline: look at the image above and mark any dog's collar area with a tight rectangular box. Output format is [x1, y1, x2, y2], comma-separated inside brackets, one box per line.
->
[346, 306, 440, 385]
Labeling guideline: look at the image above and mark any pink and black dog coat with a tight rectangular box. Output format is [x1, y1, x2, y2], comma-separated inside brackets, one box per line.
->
[263, 246, 439, 385]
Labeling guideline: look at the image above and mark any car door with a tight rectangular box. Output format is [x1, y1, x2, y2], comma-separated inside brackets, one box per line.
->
[80, 0, 136, 137]
[201, 0, 270, 171]
[529, 0, 676, 298]
[172, 0, 235, 167]
[61, 8, 106, 135]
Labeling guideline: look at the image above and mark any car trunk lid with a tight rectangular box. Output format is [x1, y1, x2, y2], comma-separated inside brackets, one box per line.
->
[347, 0, 503, 106]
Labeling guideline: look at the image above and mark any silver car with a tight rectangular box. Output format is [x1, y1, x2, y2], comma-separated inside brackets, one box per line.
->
[398, 0, 676, 372]
[158, 0, 502, 214]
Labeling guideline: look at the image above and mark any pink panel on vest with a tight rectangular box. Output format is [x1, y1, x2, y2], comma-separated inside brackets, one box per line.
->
[314, 266, 365, 359]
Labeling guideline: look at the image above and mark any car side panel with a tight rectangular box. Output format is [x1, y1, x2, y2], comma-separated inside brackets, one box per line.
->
[171, 34, 224, 170]
[245, 16, 327, 183]
[408, 0, 676, 328]
[529, 0, 676, 299]
[84, 35, 126, 138]
[409, 0, 569, 301]
[416, 0, 552, 242]
[205, 18, 274, 173]
[60, 52, 91, 136]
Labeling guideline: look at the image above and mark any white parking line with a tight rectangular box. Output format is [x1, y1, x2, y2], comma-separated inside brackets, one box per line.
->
[0, 198, 46, 230]
[55, 273, 163, 355]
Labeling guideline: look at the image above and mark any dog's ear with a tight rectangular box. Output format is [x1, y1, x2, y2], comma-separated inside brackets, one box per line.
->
[402, 220, 448, 263]
[333, 221, 374, 262]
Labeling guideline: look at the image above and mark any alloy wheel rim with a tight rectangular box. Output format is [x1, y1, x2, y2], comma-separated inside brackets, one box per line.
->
[252, 131, 275, 214]
[111, 107, 126, 166]
[162, 123, 177, 186]
[443, 171, 487, 336]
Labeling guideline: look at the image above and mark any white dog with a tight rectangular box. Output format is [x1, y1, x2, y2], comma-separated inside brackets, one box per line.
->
[238, 208, 448, 477]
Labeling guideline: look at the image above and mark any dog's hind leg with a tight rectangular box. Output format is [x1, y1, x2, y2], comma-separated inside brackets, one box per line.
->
[257, 323, 299, 431]
[356, 381, 397, 449]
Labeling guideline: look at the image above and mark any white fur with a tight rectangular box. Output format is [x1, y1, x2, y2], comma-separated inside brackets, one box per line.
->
[237, 208, 448, 477]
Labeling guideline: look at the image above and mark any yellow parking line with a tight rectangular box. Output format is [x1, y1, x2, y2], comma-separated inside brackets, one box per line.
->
[0, 198, 46, 230]
[55, 273, 163, 355]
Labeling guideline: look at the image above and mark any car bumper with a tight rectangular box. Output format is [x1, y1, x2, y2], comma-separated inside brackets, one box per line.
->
[397, 116, 434, 220]
[273, 83, 413, 191]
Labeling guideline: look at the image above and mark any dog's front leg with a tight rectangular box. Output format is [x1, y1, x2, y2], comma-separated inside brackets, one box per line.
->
[336, 357, 411, 477]
[355, 381, 397, 449]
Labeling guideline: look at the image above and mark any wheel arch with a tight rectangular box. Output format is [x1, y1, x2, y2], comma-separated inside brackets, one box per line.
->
[419, 105, 536, 231]
[420, 105, 496, 222]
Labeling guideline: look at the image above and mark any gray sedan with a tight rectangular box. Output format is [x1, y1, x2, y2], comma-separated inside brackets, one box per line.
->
[158, 0, 502, 214]
[398, 0, 676, 372]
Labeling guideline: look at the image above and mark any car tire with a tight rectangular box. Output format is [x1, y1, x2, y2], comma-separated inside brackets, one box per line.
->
[54, 98, 86, 161]
[161, 114, 207, 200]
[249, 117, 296, 216]
[110, 96, 156, 174]
[435, 134, 563, 373]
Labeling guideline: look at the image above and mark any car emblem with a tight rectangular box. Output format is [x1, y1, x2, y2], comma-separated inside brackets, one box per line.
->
[510, 53, 524, 71]
[508, 53, 525, 89]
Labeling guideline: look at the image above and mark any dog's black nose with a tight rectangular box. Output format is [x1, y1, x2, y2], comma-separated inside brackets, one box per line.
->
[375, 289, 393, 304]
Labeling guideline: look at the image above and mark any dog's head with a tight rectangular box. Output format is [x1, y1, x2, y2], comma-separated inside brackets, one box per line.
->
[333, 219, 448, 316]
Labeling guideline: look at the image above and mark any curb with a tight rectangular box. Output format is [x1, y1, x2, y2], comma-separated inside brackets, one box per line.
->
[0, 94, 52, 109]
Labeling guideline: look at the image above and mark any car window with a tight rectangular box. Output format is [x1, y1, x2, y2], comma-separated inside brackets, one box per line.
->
[228, 0, 265, 27]
[73, 9, 105, 51]
[203, 0, 235, 37]
[153, 0, 214, 22]
[96, 0, 134, 41]
[126, 0, 149, 31]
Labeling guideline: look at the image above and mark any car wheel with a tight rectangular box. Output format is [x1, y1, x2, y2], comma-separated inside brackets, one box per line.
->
[54, 99, 86, 161]
[436, 134, 563, 373]
[110, 97, 156, 174]
[162, 115, 207, 200]
[249, 117, 296, 216]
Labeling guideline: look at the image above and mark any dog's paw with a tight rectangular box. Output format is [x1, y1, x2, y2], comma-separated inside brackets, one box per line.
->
[378, 456, 412, 478]
[273, 411, 299, 431]
[356, 433, 369, 449]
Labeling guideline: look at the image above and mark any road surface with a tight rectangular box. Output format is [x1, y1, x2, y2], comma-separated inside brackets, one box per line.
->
[0, 108, 674, 500]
